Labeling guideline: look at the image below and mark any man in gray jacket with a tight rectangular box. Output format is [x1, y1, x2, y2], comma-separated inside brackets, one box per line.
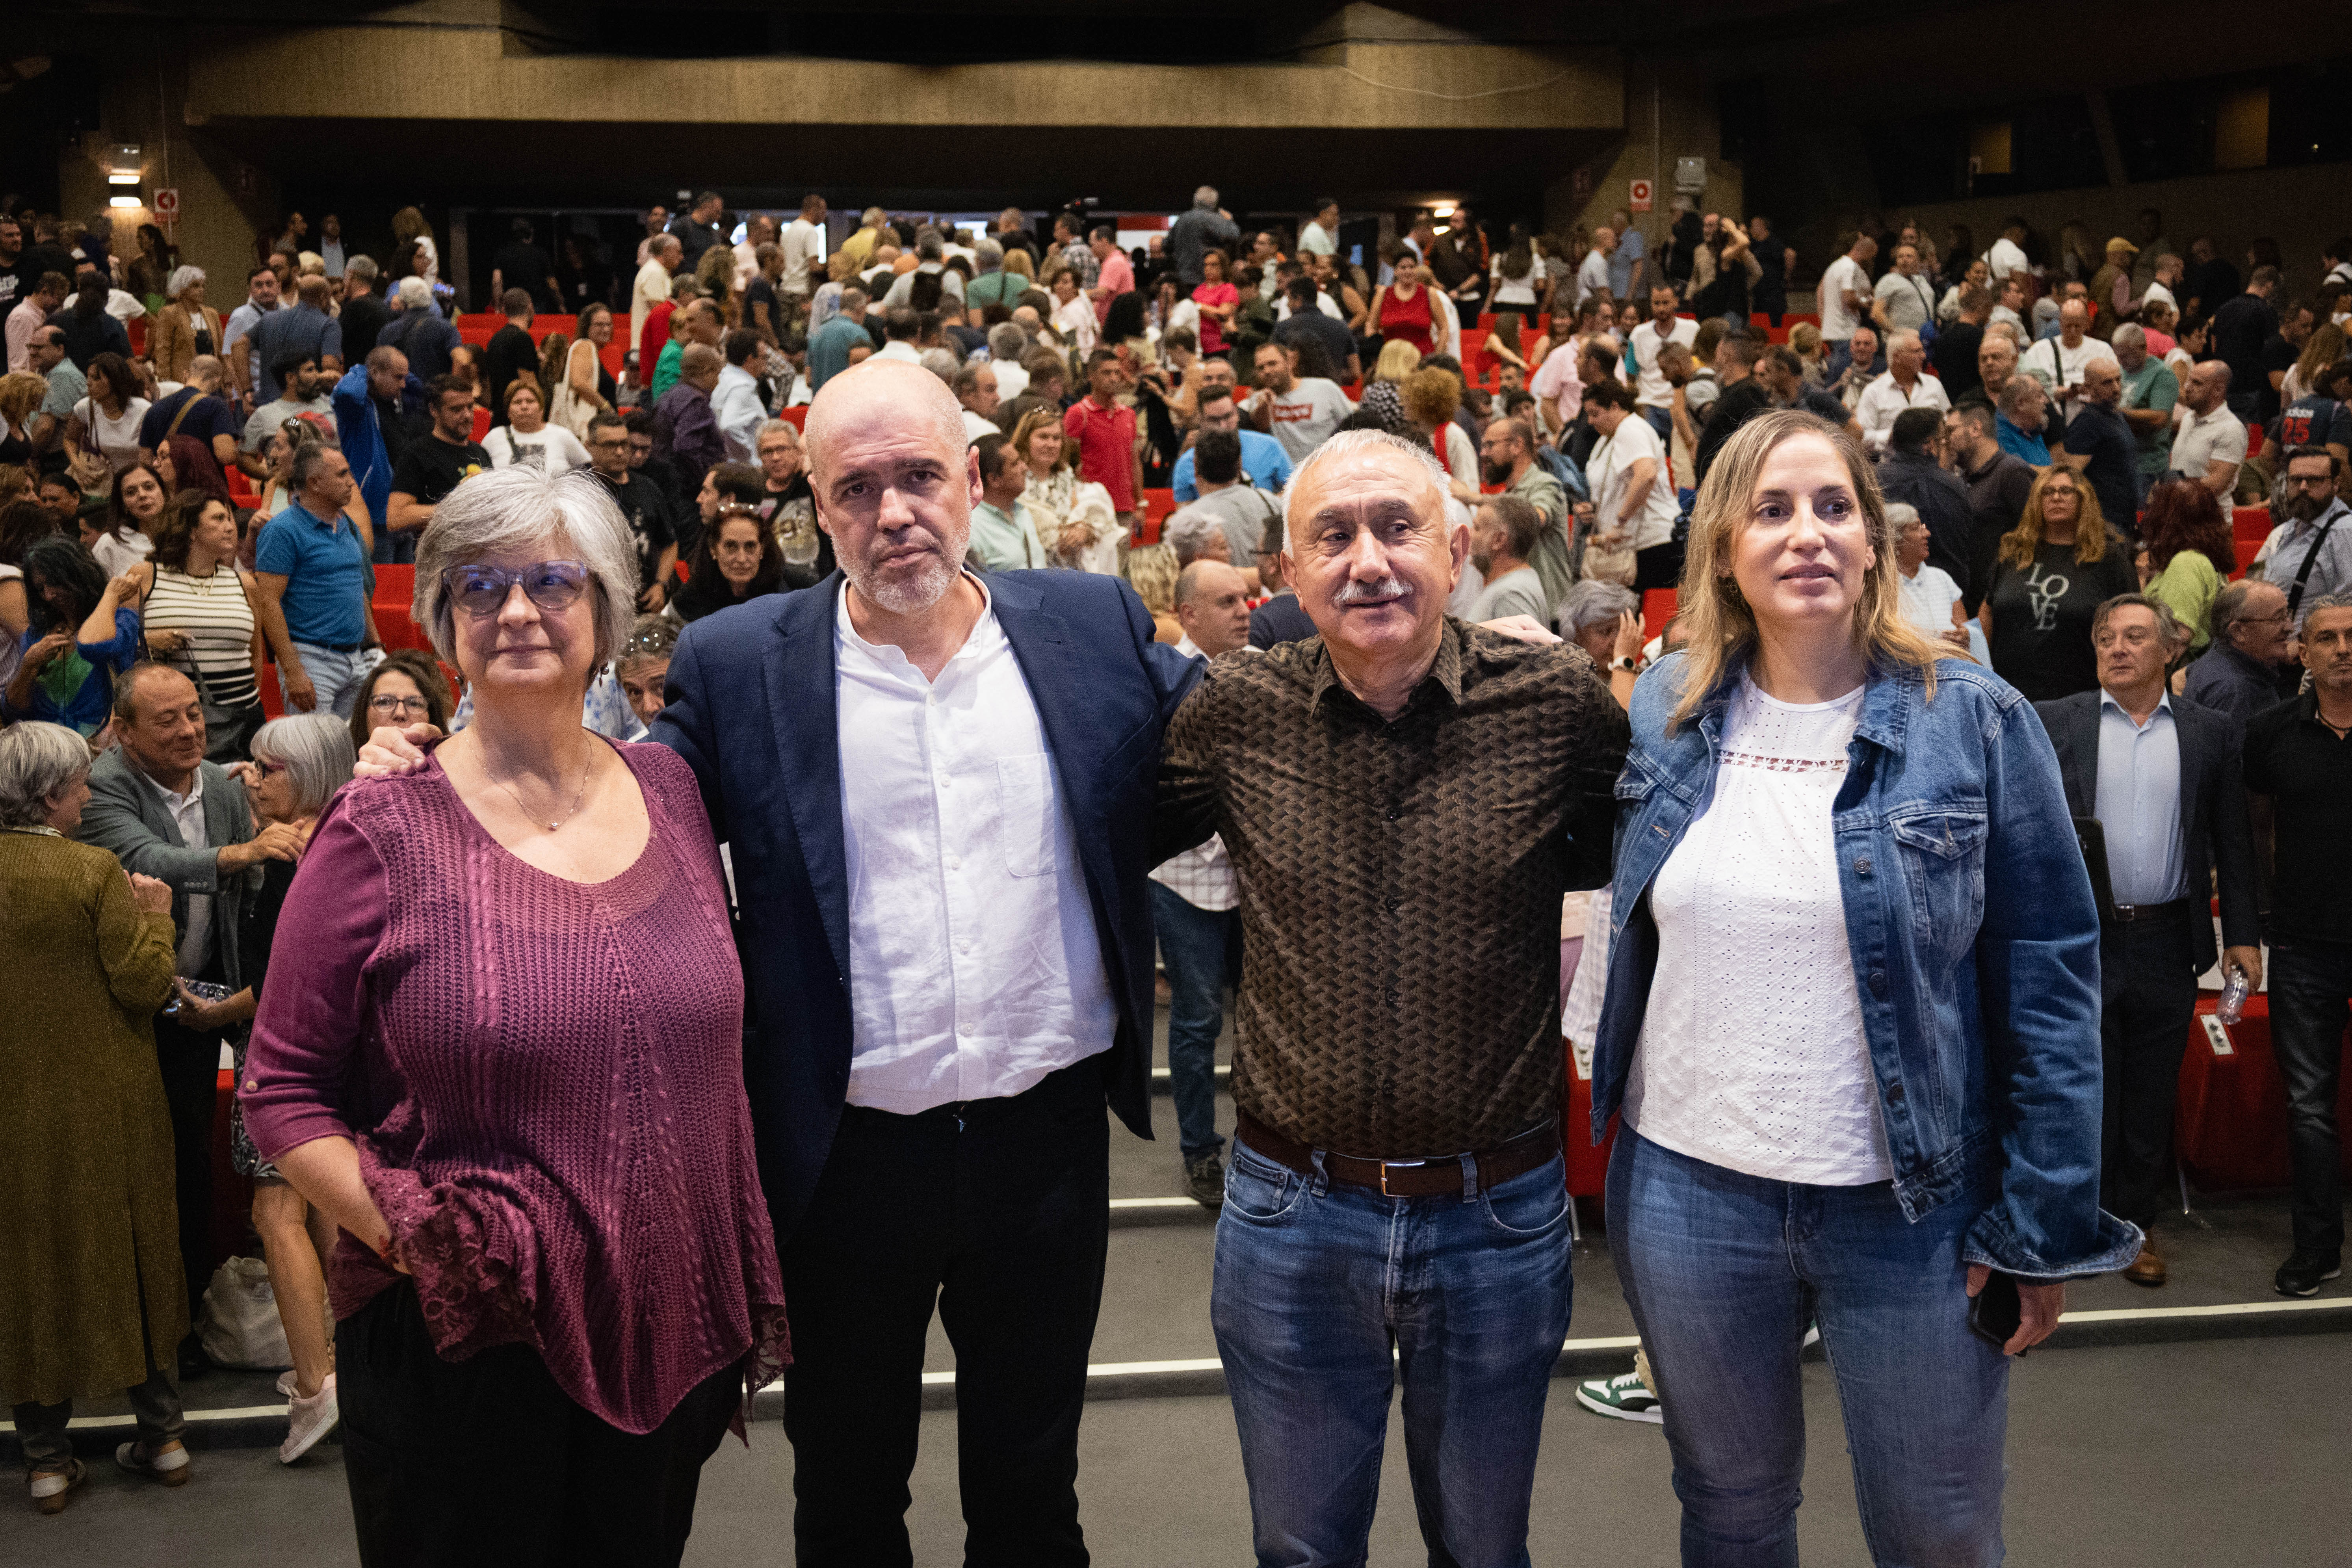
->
[79, 663, 300, 1372]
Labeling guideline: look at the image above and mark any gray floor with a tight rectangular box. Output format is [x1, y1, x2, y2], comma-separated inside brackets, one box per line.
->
[9, 1336, 2348, 1565]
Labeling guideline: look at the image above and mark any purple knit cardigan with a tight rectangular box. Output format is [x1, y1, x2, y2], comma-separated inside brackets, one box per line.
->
[242, 741, 788, 1434]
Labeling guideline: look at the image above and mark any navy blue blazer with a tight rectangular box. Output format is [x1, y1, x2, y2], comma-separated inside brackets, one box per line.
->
[653, 569, 1202, 1240]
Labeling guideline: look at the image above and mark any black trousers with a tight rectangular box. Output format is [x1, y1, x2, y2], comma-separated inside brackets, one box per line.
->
[2098, 905, 2200, 1231]
[152, 1009, 223, 1325]
[337, 1281, 740, 1568]
[780, 1056, 1111, 1568]
[2270, 938, 2352, 1256]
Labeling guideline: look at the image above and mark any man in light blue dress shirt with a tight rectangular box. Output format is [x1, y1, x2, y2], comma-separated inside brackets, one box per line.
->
[2036, 594, 2263, 1287]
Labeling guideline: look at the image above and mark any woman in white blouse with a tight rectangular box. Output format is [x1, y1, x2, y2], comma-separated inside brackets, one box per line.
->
[1590, 409, 2133, 1562]
[481, 380, 590, 475]
[65, 354, 152, 475]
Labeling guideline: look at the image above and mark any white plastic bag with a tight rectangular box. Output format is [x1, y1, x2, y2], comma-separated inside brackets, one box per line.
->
[198, 1256, 292, 1371]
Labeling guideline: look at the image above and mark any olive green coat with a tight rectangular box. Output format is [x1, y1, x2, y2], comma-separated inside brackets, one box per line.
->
[0, 831, 188, 1406]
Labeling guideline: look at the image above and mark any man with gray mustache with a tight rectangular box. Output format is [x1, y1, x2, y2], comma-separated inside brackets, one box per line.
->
[1155, 428, 1629, 1566]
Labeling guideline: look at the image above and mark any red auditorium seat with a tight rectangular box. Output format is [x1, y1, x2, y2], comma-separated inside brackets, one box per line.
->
[779, 406, 808, 430]
[2175, 993, 2352, 1190]
[1641, 588, 1678, 629]
[1137, 487, 1176, 545]
[2231, 506, 2274, 579]
[470, 407, 492, 443]
[372, 564, 425, 651]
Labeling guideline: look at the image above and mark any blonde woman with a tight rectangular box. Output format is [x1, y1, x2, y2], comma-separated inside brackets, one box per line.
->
[1977, 466, 2136, 700]
[1595, 409, 2133, 1563]
[1125, 541, 1182, 644]
[1010, 406, 1120, 574]
[1359, 338, 1421, 431]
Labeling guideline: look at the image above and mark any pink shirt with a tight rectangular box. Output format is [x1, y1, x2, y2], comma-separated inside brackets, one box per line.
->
[1094, 251, 1135, 323]
[241, 742, 788, 1434]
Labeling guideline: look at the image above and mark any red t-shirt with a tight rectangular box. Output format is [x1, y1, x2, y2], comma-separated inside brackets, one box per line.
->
[1064, 396, 1138, 511]
[638, 302, 675, 383]
[1193, 282, 1239, 354]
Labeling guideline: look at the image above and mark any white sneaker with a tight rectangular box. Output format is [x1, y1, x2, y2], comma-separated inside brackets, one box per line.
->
[280, 1373, 339, 1464]
[276, 1369, 298, 1397]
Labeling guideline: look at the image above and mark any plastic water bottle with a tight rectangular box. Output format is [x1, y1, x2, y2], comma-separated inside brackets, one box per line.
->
[2217, 968, 2251, 1027]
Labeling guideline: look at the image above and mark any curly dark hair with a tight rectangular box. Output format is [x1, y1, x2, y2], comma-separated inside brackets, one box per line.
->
[2138, 477, 2236, 576]
[23, 534, 109, 633]
[150, 489, 241, 571]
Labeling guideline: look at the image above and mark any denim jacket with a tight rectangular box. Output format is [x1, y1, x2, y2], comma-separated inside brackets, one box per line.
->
[1592, 651, 2142, 1282]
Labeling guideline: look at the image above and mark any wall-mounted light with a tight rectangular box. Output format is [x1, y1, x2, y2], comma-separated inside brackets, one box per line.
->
[109, 195, 142, 208]
[108, 142, 142, 182]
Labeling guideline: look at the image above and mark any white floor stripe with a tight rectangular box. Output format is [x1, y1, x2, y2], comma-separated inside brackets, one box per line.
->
[2057, 1297, 2352, 1324]
[1109, 1196, 1204, 1209]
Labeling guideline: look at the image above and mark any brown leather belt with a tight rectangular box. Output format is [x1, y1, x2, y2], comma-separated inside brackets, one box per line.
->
[1235, 1111, 1562, 1198]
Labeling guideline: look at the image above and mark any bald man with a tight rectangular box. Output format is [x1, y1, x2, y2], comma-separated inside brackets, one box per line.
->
[655, 359, 1199, 1562]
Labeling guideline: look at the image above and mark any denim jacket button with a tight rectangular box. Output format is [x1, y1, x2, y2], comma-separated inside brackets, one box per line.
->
[1868, 969, 1888, 997]
[1854, 856, 1873, 876]
[1886, 1080, 1906, 1103]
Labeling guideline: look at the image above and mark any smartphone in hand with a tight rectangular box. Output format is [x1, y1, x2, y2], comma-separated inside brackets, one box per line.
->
[1968, 1270, 2023, 1351]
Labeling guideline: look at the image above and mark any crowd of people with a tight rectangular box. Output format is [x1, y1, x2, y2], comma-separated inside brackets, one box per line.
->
[2, 184, 2349, 1568]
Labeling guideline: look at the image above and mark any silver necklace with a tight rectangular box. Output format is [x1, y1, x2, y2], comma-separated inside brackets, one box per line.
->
[490, 749, 593, 833]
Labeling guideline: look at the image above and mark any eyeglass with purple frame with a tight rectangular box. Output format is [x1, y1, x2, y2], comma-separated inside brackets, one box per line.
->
[441, 560, 592, 619]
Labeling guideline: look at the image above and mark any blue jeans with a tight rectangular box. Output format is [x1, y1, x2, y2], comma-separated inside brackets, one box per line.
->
[1212, 1142, 1573, 1568]
[1150, 882, 1237, 1164]
[372, 527, 416, 565]
[1608, 1129, 2009, 1568]
[285, 641, 384, 720]
[1642, 405, 1674, 441]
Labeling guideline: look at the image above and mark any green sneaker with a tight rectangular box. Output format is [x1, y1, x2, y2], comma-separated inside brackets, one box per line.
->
[1575, 1369, 1662, 1424]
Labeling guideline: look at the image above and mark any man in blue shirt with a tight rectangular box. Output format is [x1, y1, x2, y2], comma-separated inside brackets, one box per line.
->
[253, 444, 381, 717]
[807, 285, 872, 392]
[247, 276, 344, 404]
[1994, 373, 2051, 465]
[1171, 386, 1291, 502]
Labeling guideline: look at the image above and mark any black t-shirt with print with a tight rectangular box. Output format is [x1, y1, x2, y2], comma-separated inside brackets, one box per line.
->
[1984, 538, 2140, 703]
[592, 468, 674, 589]
[390, 434, 490, 508]
[753, 474, 833, 589]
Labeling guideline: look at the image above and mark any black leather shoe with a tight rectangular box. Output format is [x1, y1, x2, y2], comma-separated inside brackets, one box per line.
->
[2275, 1250, 2343, 1298]
[1184, 1152, 1225, 1209]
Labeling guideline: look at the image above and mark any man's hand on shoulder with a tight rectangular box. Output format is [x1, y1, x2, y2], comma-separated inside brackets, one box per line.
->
[353, 722, 442, 779]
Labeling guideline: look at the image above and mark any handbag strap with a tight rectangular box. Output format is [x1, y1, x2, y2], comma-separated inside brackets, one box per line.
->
[2287, 511, 2344, 618]
[163, 388, 201, 440]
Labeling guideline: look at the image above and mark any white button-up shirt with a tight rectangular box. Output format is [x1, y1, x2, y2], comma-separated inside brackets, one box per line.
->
[835, 577, 1114, 1113]
[145, 766, 214, 975]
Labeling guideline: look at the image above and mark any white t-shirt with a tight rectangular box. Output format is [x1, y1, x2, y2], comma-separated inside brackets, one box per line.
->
[1273, 292, 1343, 322]
[1590, 414, 1678, 551]
[89, 527, 154, 577]
[1628, 316, 1698, 410]
[74, 396, 153, 472]
[1576, 250, 1611, 304]
[1985, 237, 2030, 282]
[1897, 563, 1966, 639]
[779, 218, 826, 295]
[2025, 334, 2120, 424]
[2171, 403, 2248, 478]
[481, 423, 591, 474]
[1490, 255, 1542, 309]
[1249, 377, 1352, 463]
[1625, 675, 1891, 1184]
[1298, 221, 1338, 258]
[1819, 255, 1869, 341]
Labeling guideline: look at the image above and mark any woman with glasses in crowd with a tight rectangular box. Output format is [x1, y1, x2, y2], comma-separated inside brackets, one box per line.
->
[241, 467, 786, 1562]
[2, 720, 190, 1515]
[1596, 410, 2133, 1565]
[346, 648, 453, 751]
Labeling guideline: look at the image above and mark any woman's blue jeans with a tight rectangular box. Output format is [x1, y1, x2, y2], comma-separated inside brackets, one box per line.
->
[1211, 1141, 1573, 1568]
[1608, 1129, 2011, 1568]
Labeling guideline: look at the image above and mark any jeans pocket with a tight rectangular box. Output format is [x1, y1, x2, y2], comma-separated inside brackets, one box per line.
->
[1223, 1144, 1306, 1224]
[1481, 1155, 1571, 1237]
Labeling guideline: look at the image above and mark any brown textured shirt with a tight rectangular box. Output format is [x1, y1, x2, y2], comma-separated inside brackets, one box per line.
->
[1155, 620, 1630, 1157]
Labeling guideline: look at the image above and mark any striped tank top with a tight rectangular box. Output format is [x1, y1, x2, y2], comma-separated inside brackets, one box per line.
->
[146, 563, 259, 709]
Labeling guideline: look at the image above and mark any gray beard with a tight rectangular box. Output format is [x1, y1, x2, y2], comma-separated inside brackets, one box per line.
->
[843, 541, 968, 615]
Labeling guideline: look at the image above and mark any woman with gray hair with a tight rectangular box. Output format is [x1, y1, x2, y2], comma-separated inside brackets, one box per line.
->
[238, 466, 786, 1559]
[2, 721, 191, 1512]
[151, 265, 221, 387]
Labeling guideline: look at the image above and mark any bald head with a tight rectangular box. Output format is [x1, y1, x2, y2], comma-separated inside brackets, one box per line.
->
[1174, 559, 1251, 656]
[804, 357, 967, 486]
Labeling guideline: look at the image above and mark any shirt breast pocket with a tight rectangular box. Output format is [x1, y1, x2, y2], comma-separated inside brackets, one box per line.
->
[1890, 805, 1989, 952]
[996, 753, 1060, 879]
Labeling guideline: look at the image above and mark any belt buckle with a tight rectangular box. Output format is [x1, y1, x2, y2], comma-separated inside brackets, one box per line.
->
[1379, 1158, 1429, 1196]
